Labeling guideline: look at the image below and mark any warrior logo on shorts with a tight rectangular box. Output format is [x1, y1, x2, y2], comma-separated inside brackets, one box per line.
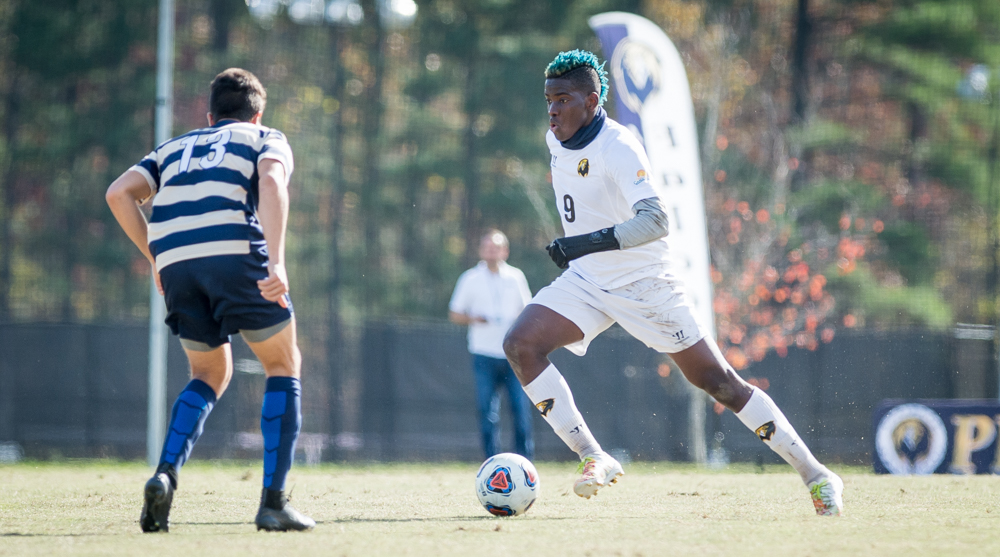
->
[577, 158, 590, 177]
[756, 421, 776, 442]
[536, 398, 554, 417]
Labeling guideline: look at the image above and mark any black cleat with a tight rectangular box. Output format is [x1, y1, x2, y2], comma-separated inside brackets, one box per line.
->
[140, 472, 174, 533]
[255, 488, 315, 532]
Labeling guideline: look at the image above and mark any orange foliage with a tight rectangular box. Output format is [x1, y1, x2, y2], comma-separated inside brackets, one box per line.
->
[709, 195, 854, 382]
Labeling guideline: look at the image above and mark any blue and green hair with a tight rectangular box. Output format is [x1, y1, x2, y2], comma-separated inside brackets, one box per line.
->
[544, 49, 609, 106]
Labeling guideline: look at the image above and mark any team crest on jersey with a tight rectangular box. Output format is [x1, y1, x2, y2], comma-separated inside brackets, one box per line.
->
[756, 421, 776, 441]
[577, 158, 590, 177]
[536, 398, 554, 417]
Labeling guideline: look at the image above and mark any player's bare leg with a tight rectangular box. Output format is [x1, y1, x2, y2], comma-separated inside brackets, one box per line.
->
[243, 319, 315, 531]
[670, 338, 843, 516]
[141, 343, 232, 533]
[185, 343, 234, 395]
[504, 304, 623, 498]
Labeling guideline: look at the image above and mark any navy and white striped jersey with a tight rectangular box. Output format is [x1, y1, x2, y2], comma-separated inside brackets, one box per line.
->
[129, 119, 294, 272]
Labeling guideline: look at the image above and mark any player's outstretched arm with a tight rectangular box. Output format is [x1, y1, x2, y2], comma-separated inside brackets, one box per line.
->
[545, 197, 669, 269]
[106, 170, 161, 292]
[256, 158, 290, 308]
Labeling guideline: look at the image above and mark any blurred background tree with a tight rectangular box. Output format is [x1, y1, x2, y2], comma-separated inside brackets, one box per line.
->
[0, 0, 998, 372]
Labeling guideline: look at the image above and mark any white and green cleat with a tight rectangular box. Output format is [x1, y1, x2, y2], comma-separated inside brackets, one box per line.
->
[808, 472, 844, 516]
[573, 452, 624, 499]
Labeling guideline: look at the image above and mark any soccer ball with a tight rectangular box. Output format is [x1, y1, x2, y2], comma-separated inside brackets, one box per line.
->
[475, 453, 539, 517]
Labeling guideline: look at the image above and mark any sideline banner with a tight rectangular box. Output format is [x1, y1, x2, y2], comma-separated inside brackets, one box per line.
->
[589, 11, 712, 464]
[588, 12, 713, 331]
[873, 399, 1000, 475]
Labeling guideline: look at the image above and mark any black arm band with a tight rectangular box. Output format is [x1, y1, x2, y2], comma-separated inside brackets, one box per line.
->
[546, 227, 620, 269]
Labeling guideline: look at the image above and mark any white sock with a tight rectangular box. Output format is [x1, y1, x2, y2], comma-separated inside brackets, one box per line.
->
[735, 388, 828, 485]
[521, 364, 602, 459]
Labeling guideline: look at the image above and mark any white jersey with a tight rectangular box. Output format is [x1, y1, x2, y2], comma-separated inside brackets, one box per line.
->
[547, 117, 673, 290]
[449, 261, 532, 359]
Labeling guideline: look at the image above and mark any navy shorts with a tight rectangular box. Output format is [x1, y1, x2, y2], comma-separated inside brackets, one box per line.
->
[160, 253, 294, 348]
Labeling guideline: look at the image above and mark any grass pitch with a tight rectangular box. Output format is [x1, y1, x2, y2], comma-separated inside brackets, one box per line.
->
[1, 461, 998, 556]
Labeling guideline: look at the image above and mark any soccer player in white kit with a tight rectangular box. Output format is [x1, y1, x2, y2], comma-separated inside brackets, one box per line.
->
[503, 50, 844, 516]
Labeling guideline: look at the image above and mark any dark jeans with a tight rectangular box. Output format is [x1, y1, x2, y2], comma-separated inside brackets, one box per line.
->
[472, 354, 535, 460]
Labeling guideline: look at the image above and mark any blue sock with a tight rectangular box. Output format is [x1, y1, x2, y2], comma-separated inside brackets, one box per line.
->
[158, 379, 217, 480]
[261, 376, 301, 491]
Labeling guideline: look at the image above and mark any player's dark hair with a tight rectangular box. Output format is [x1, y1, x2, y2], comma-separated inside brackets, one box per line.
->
[209, 68, 266, 122]
[544, 50, 609, 106]
[555, 66, 602, 103]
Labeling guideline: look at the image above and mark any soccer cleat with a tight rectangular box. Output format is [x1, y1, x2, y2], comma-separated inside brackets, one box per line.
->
[573, 452, 624, 499]
[140, 472, 174, 533]
[808, 472, 844, 517]
[255, 488, 315, 532]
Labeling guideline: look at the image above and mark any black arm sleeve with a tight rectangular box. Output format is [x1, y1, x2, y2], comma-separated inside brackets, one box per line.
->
[545, 227, 620, 269]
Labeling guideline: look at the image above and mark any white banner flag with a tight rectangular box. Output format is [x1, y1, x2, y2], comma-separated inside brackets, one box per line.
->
[589, 12, 714, 334]
[590, 12, 712, 463]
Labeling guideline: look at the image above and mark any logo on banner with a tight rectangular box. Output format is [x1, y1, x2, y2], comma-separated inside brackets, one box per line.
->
[610, 39, 662, 115]
[875, 403, 948, 475]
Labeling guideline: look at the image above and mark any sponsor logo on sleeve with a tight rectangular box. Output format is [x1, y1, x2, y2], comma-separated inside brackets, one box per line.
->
[633, 169, 648, 185]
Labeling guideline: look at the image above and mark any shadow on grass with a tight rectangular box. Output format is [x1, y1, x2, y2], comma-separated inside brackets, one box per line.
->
[328, 516, 574, 524]
[1, 516, 574, 536]
[171, 522, 254, 526]
[2, 532, 114, 538]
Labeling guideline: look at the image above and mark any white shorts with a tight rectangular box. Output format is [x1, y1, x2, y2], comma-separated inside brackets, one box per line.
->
[530, 270, 709, 356]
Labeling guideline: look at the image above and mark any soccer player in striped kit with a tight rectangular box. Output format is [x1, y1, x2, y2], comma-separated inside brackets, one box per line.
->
[503, 50, 844, 515]
[106, 68, 314, 532]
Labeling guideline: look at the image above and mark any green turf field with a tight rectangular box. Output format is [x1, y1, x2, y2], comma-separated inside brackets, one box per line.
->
[1, 461, 997, 556]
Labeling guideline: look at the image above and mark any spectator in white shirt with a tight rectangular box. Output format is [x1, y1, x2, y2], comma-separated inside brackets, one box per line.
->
[449, 230, 534, 459]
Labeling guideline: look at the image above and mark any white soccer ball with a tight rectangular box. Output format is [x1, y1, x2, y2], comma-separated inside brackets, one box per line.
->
[475, 453, 539, 517]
